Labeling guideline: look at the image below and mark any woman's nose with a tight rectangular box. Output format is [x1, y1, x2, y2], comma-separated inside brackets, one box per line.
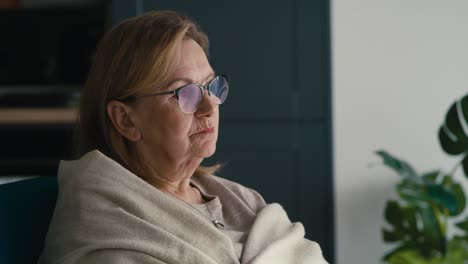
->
[195, 90, 216, 116]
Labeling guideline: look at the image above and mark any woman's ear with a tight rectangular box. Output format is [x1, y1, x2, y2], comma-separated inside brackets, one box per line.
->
[107, 100, 141, 142]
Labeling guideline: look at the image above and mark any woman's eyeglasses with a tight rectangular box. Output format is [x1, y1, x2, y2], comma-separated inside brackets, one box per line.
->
[126, 75, 229, 114]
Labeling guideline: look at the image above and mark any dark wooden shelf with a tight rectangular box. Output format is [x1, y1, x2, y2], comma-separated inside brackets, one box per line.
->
[0, 108, 76, 176]
[0, 108, 77, 125]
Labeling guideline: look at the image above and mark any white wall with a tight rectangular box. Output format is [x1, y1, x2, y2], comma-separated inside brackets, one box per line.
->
[332, 1, 468, 263]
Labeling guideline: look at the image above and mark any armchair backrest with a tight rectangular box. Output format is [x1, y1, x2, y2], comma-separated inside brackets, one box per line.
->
[0, 177, 58, 264]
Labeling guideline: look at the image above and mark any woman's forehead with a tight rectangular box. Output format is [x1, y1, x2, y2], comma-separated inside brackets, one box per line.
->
[172, 39, 213, 80]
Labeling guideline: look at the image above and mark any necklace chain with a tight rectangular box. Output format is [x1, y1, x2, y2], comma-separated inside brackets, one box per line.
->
[176, 184, 225, 230]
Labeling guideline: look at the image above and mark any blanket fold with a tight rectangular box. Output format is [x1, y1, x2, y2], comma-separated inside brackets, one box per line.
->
[242, 204, 328, 264]
[39, 150, 327, 264]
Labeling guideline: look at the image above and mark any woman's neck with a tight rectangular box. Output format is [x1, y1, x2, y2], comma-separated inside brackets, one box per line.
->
[131, 154, 204, 204]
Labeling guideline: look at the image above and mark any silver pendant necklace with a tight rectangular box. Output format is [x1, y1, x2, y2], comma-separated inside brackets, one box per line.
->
[202, 198, 225, 230]
[178, 185, 225, 230]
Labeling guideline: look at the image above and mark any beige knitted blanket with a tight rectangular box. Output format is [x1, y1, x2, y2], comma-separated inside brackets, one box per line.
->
[39, 150, 328, 264]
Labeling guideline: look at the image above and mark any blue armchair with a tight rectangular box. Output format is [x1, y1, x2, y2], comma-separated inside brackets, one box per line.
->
[0, 177, 58, 264]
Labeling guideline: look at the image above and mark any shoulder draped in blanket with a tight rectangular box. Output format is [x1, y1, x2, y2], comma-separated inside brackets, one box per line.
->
[39, 150, 328, 264]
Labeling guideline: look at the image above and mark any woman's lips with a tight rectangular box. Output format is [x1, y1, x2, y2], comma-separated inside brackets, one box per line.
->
[191, 127, 215, 137]
[200, 127, 215, 134]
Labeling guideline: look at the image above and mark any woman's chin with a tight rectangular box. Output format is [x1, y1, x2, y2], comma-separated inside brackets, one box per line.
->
[196, 144, 217, 159]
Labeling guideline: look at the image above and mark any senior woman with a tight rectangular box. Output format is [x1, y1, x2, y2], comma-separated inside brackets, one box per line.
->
[39, 11, 327, 264]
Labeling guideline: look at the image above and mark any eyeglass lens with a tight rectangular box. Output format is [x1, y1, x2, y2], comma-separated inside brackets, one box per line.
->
[177, 76, 229, 113]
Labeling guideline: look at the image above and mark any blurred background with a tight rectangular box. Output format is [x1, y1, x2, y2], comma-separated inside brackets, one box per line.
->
[333, 1, 468, 263]
[1, 0, 467, 263]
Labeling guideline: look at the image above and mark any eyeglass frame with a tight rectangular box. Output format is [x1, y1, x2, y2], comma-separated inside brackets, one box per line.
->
[119, 74, 229, 114]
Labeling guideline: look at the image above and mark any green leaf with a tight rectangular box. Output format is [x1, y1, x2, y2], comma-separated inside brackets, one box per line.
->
[443, 238, 468, 263]
[382, 201, 447, 259]
[395, 177, 463, 216]
[382, 244, 416, 262]
[441, 175, 452, 188]
[383, 202, 420, 242]
[387, 250, 436, 264]
[384, 200, 403, 228]
[418, 205, 446, 256]
[442, 175, 466, 216]
[422, 171, 441, 183]
[452, 235, 468, 241]
[455, 219, 468, 232]
[396, 179, 426, 203]
[438, 94, 468, 156]
[383, 228, 404, 242]
[376, 150, 419, 180]
[383, 201, 420, 234]
[384, 239, 468, 264]
[427, 184, 458, 215]
[463, 156, 468, 179]
[449, 184, 466, 216]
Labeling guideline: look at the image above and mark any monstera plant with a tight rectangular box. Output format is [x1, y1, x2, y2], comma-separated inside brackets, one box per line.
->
[377, 93, 468, 263]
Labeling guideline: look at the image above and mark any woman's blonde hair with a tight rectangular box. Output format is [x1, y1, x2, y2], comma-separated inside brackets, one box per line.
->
[76, 10, 220, 176]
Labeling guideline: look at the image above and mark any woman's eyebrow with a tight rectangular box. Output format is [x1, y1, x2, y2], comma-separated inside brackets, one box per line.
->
[166, 78, 191, 87]
[167, 72, 216, 87]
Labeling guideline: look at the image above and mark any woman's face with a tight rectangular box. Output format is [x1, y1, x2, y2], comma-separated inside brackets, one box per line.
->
[130, 39, 219, 166]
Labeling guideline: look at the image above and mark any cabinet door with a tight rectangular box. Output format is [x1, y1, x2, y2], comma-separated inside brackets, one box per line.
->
[112, 0, 333, 261]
